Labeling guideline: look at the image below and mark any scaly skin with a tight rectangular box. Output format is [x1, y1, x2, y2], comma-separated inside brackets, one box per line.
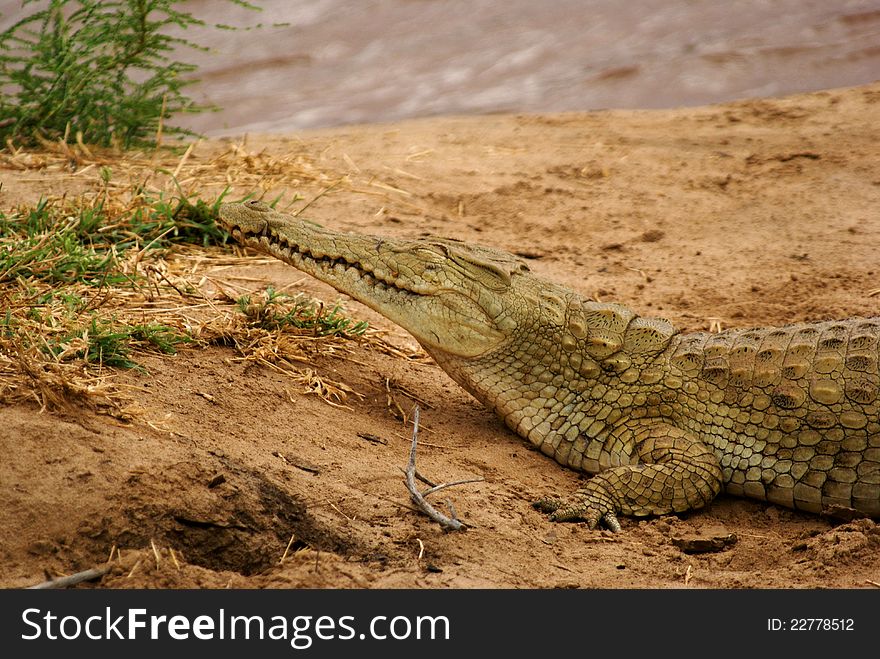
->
[219, 200, 880, 529]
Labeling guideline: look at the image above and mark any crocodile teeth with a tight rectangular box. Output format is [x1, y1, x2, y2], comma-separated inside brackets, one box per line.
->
[261, 237, 412, 295]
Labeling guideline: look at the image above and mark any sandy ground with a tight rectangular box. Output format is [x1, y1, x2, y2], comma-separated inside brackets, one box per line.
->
[2, 83, 879, 589]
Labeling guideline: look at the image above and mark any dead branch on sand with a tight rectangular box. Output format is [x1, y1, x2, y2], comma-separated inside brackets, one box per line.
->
[27, 564, 111, 589]
[403, 406, 483, 532]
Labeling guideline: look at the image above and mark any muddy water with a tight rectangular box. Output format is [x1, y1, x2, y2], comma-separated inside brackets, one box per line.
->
[3, 0, 880, 134]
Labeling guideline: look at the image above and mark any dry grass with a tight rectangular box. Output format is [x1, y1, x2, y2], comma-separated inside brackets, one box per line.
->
[0, 137, 408, 414]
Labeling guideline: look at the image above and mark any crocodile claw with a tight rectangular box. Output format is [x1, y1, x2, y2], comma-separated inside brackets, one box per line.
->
[601, 512, 622, 533]
[532, 496, 621, 532]
[532, 497, 563, 514]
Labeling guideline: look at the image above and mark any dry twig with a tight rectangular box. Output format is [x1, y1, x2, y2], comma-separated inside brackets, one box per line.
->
[28, 564, 112, 589]
[403, 406, 481, 531]
[280, 533, 297, 564]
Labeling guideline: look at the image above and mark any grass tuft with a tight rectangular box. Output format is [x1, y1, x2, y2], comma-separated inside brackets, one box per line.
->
[237, 287, 369, 337]
[46, 317, 191, 370]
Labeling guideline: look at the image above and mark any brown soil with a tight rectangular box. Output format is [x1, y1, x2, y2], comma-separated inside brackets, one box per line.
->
[2, 83, 880, 589]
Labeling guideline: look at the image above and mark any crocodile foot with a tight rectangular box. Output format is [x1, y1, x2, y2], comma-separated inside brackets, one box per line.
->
[533, 495, 622, 532]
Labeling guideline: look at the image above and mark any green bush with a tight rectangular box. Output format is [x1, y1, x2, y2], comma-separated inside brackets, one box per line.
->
[0, 0, 259, 148]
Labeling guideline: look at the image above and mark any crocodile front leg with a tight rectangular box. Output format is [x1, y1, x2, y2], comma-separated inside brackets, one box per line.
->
[535, 421, 723, 531]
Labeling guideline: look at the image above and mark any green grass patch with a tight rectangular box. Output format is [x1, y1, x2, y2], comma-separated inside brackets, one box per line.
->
[46, 316, 192, 370]
[0, 192, 229, 373]
[127, 194, 232, 249]
[0, 191, 231, 265]
[237, 287, 369, 337]
[0, 227, 125, 286]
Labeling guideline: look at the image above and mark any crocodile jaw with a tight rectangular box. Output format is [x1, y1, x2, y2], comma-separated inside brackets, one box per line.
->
[219, 201, 514, 358]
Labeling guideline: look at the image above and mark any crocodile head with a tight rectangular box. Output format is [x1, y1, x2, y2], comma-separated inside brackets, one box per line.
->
[218, 200, 533, 358]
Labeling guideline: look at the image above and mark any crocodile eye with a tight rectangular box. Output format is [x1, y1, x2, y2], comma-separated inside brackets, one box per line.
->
[449, 253, 512, 287]
[413, 245, 447, 260]
[245, 200, 270, 212]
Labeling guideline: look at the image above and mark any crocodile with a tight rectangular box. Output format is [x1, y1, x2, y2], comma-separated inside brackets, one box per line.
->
[219, 200, 880, 530]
